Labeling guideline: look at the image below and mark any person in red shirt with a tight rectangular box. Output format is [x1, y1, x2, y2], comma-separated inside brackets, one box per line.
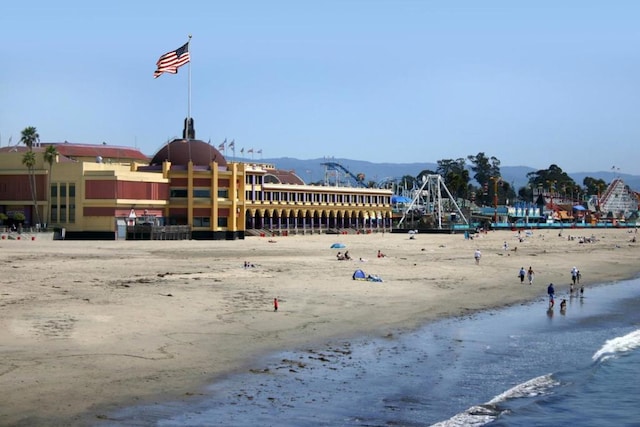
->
[274, 297, 278, 312]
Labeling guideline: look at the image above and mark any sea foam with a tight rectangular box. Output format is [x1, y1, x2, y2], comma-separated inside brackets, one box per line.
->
[430, 374, 558, 427]
[592, 328, 640, 362]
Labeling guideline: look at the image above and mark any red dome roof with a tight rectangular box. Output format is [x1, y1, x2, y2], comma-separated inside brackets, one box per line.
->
[150, 139, 227, 167]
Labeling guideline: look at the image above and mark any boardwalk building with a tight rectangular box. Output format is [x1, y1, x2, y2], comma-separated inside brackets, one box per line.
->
[0, 134, 392, 239]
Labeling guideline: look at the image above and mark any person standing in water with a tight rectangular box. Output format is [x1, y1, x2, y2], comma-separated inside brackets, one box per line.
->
[547, 283, 555, 308]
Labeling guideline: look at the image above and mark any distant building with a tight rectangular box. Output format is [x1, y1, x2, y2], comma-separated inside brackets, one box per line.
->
[0, 130, 392, 239]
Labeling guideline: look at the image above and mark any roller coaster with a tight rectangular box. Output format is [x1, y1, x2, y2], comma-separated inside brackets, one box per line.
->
[321, 161, 398, 189]
[321, 161, 368, 187]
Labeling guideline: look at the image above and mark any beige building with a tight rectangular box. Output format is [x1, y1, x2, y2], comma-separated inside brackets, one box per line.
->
[1, 138, 392, 240]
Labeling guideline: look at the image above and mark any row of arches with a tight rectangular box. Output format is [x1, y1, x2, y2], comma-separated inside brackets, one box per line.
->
[245, 208, 392, 232]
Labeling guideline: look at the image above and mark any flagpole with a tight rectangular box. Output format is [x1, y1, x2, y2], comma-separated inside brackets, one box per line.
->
[187, 34, 192, 133]
[187, 34, 192, 161]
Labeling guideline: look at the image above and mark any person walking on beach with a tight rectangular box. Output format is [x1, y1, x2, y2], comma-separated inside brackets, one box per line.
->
[273, 297, 278, 312]
[571, 267, 578, 286]
[527, 266, 535, 285]
[518, 267, 526, 284]
[474, 249, 482, 265]
[547, 283, 555, 308]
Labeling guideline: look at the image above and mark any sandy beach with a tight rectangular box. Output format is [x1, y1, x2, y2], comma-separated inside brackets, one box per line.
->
[1, 228, 638, 426]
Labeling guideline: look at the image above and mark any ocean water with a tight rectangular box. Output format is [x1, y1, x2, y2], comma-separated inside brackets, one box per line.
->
[100, 278, 640, 427]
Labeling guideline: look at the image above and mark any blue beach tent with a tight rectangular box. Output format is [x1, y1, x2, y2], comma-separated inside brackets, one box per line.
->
[353, 269, 367, 280]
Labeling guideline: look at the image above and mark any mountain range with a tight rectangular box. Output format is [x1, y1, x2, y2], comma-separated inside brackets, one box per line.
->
[255, 157, 640, 191]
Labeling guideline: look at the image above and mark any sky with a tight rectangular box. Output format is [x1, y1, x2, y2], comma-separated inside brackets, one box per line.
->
[2, 1, 640, 174]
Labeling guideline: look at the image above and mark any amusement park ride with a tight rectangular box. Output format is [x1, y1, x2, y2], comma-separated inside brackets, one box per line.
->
[397, 174, 469, 229]
[321, 161, 368, 187]
[320, 162, 468, 230]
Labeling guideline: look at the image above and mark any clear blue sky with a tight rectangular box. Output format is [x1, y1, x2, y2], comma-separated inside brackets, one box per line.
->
[2, 1, 639, 174]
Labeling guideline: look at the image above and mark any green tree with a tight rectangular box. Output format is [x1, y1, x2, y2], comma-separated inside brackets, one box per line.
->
[518, 185, 534, 202]
[525, 164, 578, 201]
[436, 158, 469, 200]
[43, 144, 59, 227]
[467, 152, 501, 205]
[20, 127, 42, 226]
[415, 169, 436, 185]
[21, 126, 39, 150]
[467, 152, 501, 185]
[583, 176, 607, 197]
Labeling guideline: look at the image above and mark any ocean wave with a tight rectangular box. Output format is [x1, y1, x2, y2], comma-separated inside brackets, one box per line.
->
[430, 374, 558, 427]
[592, 328, 640, 362]
[429, 404, 500, 427]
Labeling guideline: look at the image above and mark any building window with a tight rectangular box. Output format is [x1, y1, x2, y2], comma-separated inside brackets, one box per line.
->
[217, 189, 229, 198]
[68, 184, 75, 223]
[193, 189, 211, 198]
[50, 183, 76, 224]
[217, 217, 228, 227]
[170, 189, 188, 198]
[50, 184, 58, 222]
[193, 217, 211, 227]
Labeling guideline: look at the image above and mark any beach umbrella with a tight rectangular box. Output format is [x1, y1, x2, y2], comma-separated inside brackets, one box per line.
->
[331, 243, 346, 249]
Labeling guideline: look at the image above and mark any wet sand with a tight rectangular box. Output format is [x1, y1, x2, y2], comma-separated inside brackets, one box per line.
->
[0, 228, 638, 425]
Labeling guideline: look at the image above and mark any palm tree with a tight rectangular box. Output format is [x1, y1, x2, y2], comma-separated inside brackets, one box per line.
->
[43, 145, 58, 227]
[21, 126, 39, 150]
[20, 127, 42, 226]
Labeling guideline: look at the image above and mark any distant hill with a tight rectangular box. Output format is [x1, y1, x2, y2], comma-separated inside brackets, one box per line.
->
[255, 157, 640, 191]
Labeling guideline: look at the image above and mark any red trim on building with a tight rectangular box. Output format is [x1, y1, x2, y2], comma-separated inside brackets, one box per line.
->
[171, 178, 188, 187]
[86, 180, 169, 200]
[86, 181, 117, 199]
[0, 175, 46, 201]
[193, 208, 210, 216]
[84, 207, 116, 216]
[193, 178, 210, 187]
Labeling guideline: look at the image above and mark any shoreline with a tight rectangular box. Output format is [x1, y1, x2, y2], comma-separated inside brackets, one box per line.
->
[1, 229, 638, 426]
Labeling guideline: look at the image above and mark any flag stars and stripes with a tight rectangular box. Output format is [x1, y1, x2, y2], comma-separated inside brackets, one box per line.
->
[154, 42, 190, 78]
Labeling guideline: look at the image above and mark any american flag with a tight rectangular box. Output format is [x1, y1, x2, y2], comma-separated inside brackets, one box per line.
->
[247, 148, 254, 154]
[257, 149, 262, 154]
[228, 139, 235, 150]
[218, 138, 226, 151]
[154, 42, 190, 78]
